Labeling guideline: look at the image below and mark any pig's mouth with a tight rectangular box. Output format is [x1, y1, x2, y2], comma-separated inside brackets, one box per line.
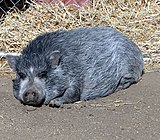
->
[21, 98, 45, 107]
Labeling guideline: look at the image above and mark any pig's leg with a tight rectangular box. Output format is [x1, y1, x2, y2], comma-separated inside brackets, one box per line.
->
[116, 73, 141, 92]
[49, 86, 80, 107]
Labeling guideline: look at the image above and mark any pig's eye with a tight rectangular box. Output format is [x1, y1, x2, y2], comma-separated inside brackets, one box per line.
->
[18, 72, 26, 80]
[38, 71, 48, 79]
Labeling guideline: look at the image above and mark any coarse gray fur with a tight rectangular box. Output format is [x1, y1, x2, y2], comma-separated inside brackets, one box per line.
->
[7, 26, 144, 107]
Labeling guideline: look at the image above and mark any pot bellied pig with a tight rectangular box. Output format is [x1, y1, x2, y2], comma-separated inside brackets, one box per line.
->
[7, 27, 144, 107]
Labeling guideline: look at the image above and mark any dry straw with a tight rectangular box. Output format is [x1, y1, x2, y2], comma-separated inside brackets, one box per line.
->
[0, 0, 160, 76]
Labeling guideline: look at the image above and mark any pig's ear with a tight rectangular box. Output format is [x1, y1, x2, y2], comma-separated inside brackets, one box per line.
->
[48, 50, 60, 66]
[6, 55, 19, 72]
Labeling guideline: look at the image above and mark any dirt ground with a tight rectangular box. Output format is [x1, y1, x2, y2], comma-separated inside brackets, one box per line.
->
[0, 71, 160, 140]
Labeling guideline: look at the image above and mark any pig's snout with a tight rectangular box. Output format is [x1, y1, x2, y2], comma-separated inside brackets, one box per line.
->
[23, 89, 39, 104]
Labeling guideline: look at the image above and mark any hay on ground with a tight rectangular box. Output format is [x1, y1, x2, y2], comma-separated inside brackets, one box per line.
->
[0, 0, 160, 76]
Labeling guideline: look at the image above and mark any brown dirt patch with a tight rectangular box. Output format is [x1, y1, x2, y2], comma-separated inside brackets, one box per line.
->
[0, 72, 160, 140]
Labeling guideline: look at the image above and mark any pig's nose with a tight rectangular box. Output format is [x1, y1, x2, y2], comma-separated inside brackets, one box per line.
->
[23, 89, 39, 103]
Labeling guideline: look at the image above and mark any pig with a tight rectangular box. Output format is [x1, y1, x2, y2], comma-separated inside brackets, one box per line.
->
[7, 26, 144, 107]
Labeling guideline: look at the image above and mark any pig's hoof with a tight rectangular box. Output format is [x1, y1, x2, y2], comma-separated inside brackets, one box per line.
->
[49, 99, 64, 108]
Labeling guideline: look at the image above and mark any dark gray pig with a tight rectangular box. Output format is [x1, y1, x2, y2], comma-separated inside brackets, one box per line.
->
[7, 27, 144, 107]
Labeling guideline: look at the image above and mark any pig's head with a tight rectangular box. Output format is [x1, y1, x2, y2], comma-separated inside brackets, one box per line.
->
[6, 50, 62, 106]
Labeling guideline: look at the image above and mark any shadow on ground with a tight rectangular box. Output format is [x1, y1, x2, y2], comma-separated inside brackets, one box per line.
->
[0, 72, 160, 140]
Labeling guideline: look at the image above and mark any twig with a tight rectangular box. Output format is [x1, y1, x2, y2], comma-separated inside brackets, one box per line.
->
[0, 52, 20, 57]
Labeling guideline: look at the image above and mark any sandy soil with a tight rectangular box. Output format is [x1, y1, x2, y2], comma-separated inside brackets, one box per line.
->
[0, 72, 160, 140]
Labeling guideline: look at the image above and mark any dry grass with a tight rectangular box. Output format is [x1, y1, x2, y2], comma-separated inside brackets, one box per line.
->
[0, 0, 160, 76]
